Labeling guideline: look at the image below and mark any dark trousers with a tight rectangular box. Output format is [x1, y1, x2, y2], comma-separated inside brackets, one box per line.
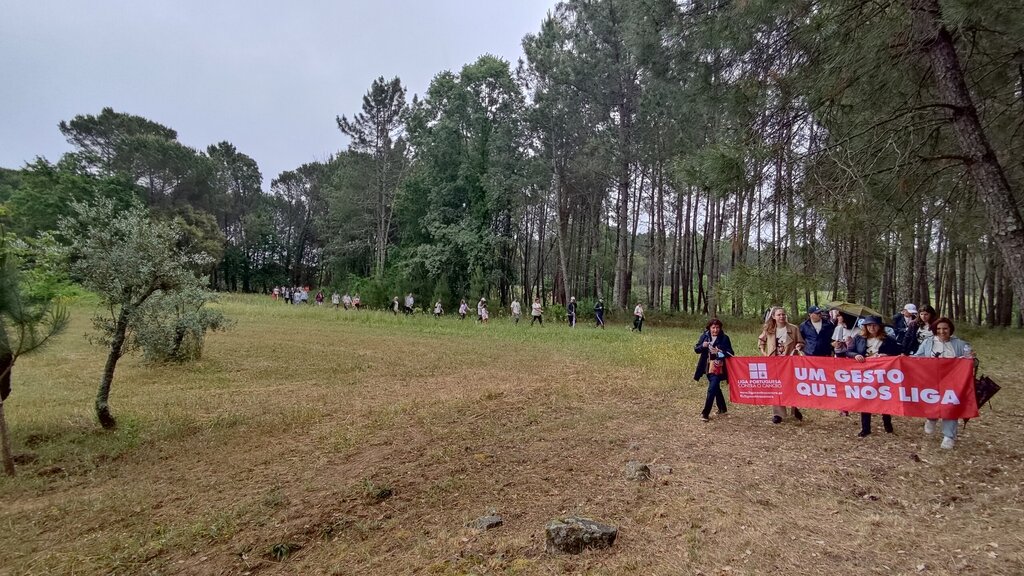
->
[595, 312, 604, 328]
[861, 413, 893, 434]
[531, 315, 543, 325]
[702, 375, 727, 417]
[632, 316, 643, 332]
[568, 313, 576, 327]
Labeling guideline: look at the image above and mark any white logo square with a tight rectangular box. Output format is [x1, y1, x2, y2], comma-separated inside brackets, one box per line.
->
[749, 363, 768, 379]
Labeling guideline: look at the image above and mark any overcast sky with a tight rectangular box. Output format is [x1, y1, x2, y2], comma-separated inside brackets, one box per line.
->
[0, 0, 555, 187]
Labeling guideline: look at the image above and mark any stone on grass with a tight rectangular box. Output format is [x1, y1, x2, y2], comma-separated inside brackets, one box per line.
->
[625, 460, 651, 481]
[545, 517, 618, 554]
[469, 515, 503, 531]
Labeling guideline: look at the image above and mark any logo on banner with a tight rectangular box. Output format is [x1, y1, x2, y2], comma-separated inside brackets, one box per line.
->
[748, 363, 768, 379]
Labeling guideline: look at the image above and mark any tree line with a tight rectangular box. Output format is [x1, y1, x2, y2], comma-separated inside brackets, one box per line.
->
[2, 0, 1022, 326]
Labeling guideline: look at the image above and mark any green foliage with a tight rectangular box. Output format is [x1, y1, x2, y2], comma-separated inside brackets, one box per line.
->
[547, 303, 567, 322]
[0, 228, 70, 366]
[468, 266, 487, 301]
[4, 157, 137, 238]
[432, 276, 452, 310]
[57, 199, 226, 426]
[715, 265, 820, 316]
[133, 286, 232, 363]
[58, 200, 212, 311]
[401, 56, 528, 304]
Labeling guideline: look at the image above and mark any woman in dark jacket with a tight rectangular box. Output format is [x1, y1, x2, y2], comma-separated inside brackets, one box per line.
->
[694, 318, 735, 422]
[846, 316, 902, 437]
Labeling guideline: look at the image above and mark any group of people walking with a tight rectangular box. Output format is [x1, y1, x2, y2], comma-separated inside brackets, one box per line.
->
[272, 288, 653, 333]
[272, 287, 362, 309]
[693, 303, 976, 450]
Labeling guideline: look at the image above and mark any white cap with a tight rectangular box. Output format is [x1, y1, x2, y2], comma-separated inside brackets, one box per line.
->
[903, 303, 918, 314]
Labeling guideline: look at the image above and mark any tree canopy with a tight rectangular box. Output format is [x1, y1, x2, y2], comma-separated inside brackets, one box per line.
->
[2, 0, 1022, 325]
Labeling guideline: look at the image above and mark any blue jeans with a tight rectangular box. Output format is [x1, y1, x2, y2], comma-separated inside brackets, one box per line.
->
[702, 375, 727, 417]
[928, 418, 959, 439]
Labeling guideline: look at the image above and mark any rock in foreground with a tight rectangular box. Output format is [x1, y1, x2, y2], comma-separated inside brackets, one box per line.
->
[545, 517, 618, 554]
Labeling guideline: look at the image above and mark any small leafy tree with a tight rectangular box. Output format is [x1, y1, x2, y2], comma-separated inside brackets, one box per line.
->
[133, 286, 230, 363]
[0, 228, 69, 475]
[58, 200, 216, 429]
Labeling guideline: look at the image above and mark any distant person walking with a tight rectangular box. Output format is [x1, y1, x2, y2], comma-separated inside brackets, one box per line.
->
[510, 299, 522, 324]
[404, 293, 415, 315]
[567, 297, 577, 327]
[531, 297, 543, 326]
[631, 302, 645, 332]
[594, 299, 605, 328]
[458, 299, 468, 320]
[433, 300, 444, 318]
[331, 291, 340, 308]
[391, 296, 400, 315]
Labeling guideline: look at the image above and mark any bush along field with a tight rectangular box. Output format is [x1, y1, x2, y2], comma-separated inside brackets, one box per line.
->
[1, 294, 1022, 575]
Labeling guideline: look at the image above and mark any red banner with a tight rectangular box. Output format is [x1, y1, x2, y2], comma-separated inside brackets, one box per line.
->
[725, 355, 977, 419]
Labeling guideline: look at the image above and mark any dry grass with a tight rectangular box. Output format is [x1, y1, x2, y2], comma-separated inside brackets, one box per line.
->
[1, 295, 1022, 575]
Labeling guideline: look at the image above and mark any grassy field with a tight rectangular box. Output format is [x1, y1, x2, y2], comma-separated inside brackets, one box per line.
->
[1, 295, 1022, 575]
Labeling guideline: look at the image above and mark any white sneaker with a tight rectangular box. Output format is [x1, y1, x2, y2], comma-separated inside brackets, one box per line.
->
[940, 436, 956, 449]
[924, 420, 936, 434]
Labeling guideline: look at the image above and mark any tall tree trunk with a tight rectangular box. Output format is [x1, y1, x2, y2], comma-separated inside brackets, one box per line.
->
[96, 309, 131, 429]
[907, 0, 1024, 315]
[626, 166, 645, 307]
[553, 168, 571, 305]
[0, 356, 13, 476]
[670, 187, 683, 311]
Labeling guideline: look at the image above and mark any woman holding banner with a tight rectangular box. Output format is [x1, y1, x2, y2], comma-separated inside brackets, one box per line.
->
[847, 316, 902, 437]
[758, 306, 805, 424]
[914, 317, 974, 449]
[694, 319, 735, 422]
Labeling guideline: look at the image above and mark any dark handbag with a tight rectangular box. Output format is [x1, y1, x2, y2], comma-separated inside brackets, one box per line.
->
[974, 375, 1001, 409]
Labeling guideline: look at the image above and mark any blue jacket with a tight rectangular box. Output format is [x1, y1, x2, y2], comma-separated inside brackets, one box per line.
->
[913, 336, 970, 358]
[846, 334, 902, 358]
[799, 318, 836, 357]
[693, 332, 734, 381]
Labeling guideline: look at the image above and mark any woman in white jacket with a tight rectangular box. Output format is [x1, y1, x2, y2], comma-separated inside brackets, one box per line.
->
[913, 317, 974, 449]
